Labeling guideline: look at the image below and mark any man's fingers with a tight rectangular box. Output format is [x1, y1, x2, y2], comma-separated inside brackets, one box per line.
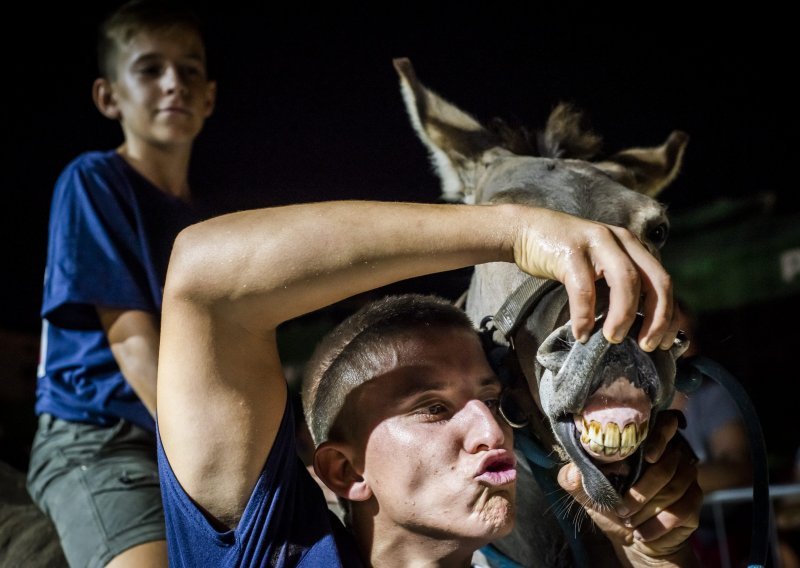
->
[627, 453, 696, 528]
[557, 463, 596, 511]
[562, 256, 598, 343]
[607, 226, 675, 351]
[592, 230, 641, 344]
[630, 468, 702, 543]
[515, 214, 675, 348]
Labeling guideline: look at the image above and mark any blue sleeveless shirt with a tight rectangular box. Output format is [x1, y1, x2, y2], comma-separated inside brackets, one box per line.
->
[157, 400, 363, 566]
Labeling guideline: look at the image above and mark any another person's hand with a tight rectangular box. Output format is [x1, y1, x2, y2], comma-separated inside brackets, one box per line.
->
[557, 411, 702, 567]
[512, 209, 678, 352]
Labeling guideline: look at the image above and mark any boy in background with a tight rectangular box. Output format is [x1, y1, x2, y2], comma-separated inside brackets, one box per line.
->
[26, 1, 215, 566]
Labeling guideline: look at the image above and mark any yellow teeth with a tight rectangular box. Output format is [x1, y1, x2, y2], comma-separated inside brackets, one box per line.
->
[579, 416, 648, 457]
[603, 423, 620, 456]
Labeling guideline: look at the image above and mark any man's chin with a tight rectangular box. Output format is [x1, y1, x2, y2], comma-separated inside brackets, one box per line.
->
[474, 493, 515, 538]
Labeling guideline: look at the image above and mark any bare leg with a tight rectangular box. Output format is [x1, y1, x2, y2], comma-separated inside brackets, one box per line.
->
[105, 540, 167, 568]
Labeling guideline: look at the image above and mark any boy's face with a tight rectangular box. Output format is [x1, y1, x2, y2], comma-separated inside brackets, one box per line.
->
[348, 326, 517, 542]
[106, 25, 215, 148]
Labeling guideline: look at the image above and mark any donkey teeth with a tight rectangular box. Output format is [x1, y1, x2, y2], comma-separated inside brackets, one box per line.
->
[621, 423, 638, 448]
[578, 418, 643, 456]
[603, 423, 620, 456]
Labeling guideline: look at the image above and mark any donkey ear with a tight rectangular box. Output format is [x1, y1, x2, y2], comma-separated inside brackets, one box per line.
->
[393, 58, 502, 203]
[539, 102, 603, 160]
[593, 130, 689, 197]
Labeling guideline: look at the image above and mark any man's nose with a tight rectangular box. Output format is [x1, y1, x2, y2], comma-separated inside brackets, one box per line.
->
[458, 400, 506, 453]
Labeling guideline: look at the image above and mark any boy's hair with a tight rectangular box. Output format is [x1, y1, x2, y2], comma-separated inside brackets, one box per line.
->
[301, 293, 476, 447]
[97, 0, 205, 80]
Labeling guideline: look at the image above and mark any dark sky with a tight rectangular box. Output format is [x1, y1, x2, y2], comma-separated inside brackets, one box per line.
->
[4, 5, 795, 335]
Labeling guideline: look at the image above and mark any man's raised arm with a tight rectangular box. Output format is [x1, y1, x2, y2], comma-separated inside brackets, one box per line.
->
[156, 200, 675, 527]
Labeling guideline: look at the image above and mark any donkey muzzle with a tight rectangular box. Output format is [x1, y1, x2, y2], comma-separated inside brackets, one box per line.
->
[532, 314, 689, 507]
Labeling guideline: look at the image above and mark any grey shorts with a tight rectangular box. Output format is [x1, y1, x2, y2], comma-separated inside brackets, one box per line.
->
[26, 414, 165, 568]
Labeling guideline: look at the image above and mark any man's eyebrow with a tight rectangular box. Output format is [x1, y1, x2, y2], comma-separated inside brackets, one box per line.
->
[390, 376, 448, 401]
[388, 371, 501, 401]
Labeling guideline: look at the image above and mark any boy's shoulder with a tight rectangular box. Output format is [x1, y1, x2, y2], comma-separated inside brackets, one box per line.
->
[53, 150, 132, 203]
[56, 149, 135, 191]
[62, 149, 119, 175]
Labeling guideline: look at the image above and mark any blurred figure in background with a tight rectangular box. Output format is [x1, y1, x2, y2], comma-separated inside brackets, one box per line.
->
[672, 300, 753, 566]
[671, 300, 752, 493]
[25, 2, 216, 566]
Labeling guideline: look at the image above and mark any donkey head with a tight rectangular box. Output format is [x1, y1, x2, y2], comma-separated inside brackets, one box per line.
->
[394, 57, 690, 509]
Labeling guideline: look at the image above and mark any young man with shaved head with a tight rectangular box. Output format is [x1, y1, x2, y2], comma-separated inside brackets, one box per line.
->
[156, 200, 701, 567]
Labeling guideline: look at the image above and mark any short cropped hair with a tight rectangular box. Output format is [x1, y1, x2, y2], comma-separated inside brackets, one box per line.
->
[97, 0, 205, 80]
[302, 294, 476, 447]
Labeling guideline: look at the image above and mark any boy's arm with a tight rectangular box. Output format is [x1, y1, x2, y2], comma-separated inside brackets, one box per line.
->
[98, 308, 160, 416]
[157, 200, 676, 527]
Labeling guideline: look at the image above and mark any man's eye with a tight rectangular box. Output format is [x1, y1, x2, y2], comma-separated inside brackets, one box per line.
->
[484, 398, 501, 413]
[414, 402, 449, 421]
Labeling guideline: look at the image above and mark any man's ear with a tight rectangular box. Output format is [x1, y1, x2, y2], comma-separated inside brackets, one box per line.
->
[93, 78, 121, 120]
[313, 442, 372, 502]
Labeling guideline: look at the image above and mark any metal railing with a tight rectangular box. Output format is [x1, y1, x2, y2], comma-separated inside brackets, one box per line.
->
[703, 483, 800, 568]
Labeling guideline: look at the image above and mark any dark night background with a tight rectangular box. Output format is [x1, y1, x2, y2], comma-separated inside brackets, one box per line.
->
[3, 1, 798, 495]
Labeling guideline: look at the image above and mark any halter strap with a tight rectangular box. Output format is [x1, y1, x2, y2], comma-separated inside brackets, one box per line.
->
[492, 277, 562, 340]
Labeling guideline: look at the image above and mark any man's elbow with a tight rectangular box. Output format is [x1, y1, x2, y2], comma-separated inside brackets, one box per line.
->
[164, 223, 215, 303]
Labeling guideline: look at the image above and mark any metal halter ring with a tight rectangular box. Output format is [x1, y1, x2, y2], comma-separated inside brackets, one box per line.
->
[498, 389, 529, 429]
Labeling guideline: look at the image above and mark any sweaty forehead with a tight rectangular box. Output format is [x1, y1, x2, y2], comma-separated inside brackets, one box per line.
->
[371, 365, 501, 401]
[361, 328, 499, 397]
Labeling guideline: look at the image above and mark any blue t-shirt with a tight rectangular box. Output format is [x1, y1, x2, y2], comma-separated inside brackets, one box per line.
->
[157, 400, 363, 567]
[35, 150, 199, 432]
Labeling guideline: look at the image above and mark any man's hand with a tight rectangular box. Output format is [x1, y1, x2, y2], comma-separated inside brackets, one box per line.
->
[557, 411, 702, 567]
[513, 209, 678, 352]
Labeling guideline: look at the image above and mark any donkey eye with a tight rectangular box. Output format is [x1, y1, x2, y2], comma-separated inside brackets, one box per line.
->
[647, 223, 669, 249]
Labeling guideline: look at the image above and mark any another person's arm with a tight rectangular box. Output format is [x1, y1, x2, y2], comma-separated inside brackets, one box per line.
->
[157, 200, 677, 528]
[698, 420, 752, 492]
[558, 411, 703, 567]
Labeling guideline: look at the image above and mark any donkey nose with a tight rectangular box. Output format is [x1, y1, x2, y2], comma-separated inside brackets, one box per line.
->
[459, 399, 506, 453]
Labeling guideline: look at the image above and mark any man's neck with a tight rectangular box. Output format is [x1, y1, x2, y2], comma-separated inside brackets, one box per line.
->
[352, 513, 479, 568]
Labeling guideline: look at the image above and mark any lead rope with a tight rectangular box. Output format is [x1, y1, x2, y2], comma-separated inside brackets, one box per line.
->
[676, 355, 770, 568]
